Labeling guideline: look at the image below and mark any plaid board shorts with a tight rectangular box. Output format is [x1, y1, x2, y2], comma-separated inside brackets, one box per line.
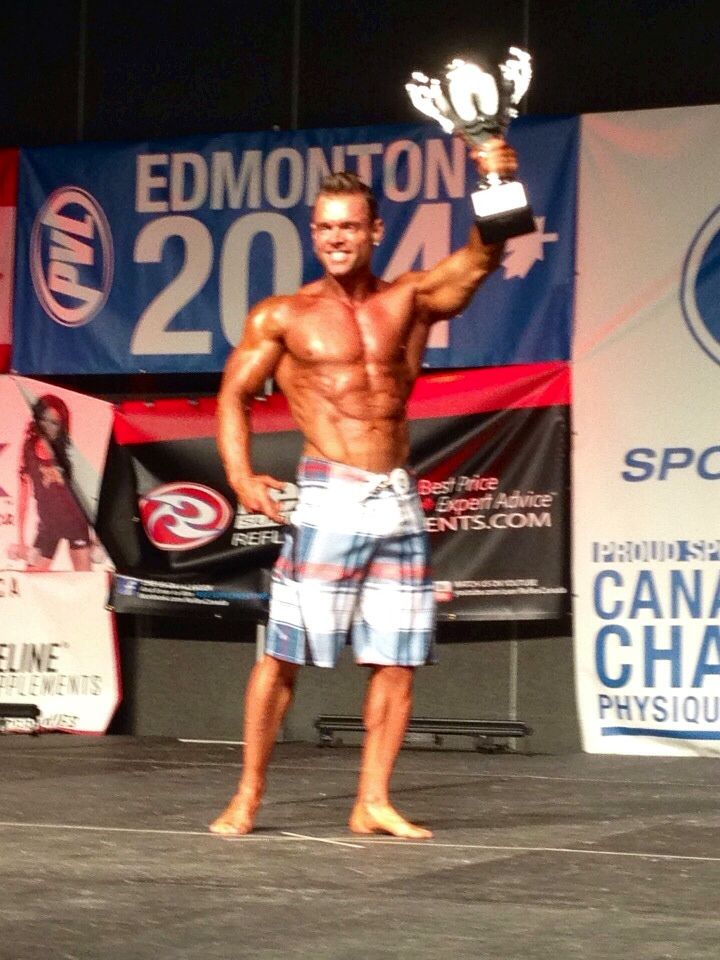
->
[265, 457, 436, 668]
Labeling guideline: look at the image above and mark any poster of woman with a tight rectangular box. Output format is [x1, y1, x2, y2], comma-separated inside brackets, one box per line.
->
[13, 394, 94, 570]
[0, 377, 114, 573]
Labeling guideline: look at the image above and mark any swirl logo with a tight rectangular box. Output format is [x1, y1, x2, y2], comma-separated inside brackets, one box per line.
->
[30, 186, 114, 327]
[139, 482, 232, 551]
[681, 203, 720, 367]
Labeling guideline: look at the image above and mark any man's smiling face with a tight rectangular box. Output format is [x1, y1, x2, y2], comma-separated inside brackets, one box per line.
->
[311, 193, 383, 280]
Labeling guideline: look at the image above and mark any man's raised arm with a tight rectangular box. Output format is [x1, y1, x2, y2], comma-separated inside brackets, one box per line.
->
[217, 301, 287, 524]
[415, 138, 518, 322]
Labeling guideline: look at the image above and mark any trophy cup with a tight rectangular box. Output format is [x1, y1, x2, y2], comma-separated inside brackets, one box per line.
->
[406, 47, 535, 244]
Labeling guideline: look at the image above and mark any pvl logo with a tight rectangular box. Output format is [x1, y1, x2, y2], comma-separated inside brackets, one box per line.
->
[681, 203, 720, 366]
[30, 186, 114, 327]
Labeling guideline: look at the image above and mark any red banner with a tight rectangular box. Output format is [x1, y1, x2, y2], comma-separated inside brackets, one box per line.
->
[100, 365, 570, 622]
[0, 149, 18, 373]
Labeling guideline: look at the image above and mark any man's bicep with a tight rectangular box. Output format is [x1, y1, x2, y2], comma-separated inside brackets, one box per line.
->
[415, 248, 486, 321]
[222, 338, 284, 400]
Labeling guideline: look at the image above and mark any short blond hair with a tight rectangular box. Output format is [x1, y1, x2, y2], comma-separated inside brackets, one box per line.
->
[315, 171, 378, 222]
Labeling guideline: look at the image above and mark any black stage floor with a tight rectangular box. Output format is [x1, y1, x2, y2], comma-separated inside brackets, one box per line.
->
[1, 737, 719, 959]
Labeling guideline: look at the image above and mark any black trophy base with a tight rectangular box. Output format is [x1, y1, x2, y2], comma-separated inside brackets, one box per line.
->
[471, 180, 536, 244]
[476, 205, 536, 244]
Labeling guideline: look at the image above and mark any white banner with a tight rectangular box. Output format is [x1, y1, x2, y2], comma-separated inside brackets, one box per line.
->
[572, 105, 720, 755]
[0, 572, 120, 733]
[0, 376, 114, 573]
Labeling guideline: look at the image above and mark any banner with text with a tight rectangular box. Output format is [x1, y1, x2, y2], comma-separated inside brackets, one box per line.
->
[0, 571, 120, 733]
[0, 376, 114, 573]
[12, 119, 576, 374]
[98, 365, 570, 621]
[573, 105, 720, 755]
[0, 149, 18, 372]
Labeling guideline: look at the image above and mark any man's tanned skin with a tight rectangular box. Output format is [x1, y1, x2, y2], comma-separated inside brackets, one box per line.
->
[211, 139, 518, 839]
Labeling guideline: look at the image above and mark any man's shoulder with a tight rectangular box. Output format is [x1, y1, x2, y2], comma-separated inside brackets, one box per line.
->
[248, 293, 301, 331]
[248, 287, 330, 341]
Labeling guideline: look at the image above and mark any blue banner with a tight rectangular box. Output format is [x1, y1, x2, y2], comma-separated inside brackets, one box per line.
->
[12, 119, 577, 374]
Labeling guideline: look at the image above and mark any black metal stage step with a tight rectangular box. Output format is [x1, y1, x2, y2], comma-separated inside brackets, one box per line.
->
[314, 714, 532, 751]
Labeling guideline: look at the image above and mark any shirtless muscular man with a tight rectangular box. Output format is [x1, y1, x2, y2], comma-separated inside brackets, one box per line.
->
[211, 138, 517, 839]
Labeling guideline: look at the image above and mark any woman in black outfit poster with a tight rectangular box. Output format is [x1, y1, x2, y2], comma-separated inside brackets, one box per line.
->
[15, 394, 92, 572]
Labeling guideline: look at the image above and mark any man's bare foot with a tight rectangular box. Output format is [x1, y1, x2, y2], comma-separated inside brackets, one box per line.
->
[349, 802, 433, 839]
[209, 791, 260, 836]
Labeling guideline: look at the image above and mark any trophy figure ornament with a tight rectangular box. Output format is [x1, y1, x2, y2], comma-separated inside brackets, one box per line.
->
[406, 47, 536, 244]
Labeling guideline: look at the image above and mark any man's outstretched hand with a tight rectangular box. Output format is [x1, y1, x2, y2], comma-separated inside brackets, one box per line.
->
[469, 137, 518, 180]
[232, 474, 287, 524]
